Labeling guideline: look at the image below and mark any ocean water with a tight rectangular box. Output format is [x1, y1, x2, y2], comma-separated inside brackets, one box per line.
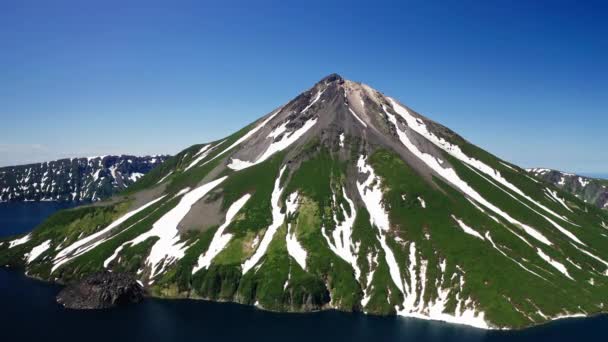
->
[0, 201, 79, 236]
[582, 173, 608, 180]
[1, 202, 606, 342]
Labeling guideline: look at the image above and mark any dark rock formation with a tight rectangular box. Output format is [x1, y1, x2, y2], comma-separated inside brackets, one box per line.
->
[56, 271, 144, 309]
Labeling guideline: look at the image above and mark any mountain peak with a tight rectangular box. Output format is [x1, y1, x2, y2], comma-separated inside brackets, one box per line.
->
[317, 73, 344, 85]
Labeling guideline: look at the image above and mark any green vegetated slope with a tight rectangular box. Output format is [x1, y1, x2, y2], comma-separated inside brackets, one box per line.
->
[2, 74, 608, 330]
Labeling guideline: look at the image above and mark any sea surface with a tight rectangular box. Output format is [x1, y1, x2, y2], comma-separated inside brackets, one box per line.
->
[1, 202, 607, 342]
[583, 173, 608, 180]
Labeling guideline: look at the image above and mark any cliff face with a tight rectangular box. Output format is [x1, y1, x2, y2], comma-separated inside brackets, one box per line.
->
[0, 155, 169, 202]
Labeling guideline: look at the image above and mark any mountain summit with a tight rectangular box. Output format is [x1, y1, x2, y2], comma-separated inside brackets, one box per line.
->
[2, 75, 608, 329]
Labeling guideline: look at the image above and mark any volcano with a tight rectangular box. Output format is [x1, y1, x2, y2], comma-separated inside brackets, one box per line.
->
[3, 74, 608, 329]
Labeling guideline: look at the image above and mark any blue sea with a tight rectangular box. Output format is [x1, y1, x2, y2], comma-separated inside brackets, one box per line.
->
[1, 202, 606, 342]
[583, 173, 608, 180]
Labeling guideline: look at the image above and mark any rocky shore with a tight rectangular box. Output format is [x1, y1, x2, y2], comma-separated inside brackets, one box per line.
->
[56, 271, 144, 309]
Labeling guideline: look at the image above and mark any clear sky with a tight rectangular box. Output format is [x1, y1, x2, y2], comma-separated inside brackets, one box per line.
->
[1, 0, 606, 173]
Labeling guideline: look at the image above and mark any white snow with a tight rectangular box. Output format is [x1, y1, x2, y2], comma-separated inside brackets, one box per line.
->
[92, 169, 101, 182]
[52, 195, 167, 273]
[484, 232, 546, 281]
[9, 233, 31, 248]
[184, 142, 226, 172]
[301, 89, 325, 113]
[26, 239, 52, 263]
[417, 196, 426, 208]
[109, 165, 118, 183]
[464, 163, 583, 245]
[228, 117, 318, 171]
[499, 161, 516, 171]
[129, 172, 144, 182]
[348, 107, 367, 127]
[382, 106, 552, 246]
[396, 243, 490, 329]
[103, 244, 125, 268]
[452, 216, 485, 240]
[156, 171, 174, 184]
[528, 168, 551, 174]
[268, 121, 289, 139]
[285, 192, 307, 270]
[553, 312, 586, 320]
[356, 156, 404, 293]
[576, 248, 608, 275]
[536, 248, 573, 280]
[192, 193, 251, 274]
[356, 156, 390, 233]
[129, 176, 228, 278]
[339, 133, 345, 148]
[545, 189, 573, 212]
[203, 108, 283, 167]
[361, 252, 378, 308]
[578, 177, 590, 187]
[242, 166, 289, 274]
[321, 188, 361, 280]
[387, 98, 574, 226]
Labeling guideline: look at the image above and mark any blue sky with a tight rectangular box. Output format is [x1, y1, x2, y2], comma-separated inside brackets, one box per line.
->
[1, 0, 606, 173]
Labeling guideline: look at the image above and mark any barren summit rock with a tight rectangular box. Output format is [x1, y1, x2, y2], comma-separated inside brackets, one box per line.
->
[56, 271, 144, 309]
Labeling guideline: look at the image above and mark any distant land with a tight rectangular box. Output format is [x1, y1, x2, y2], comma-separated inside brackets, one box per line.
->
[0, 155, 169, 203]
[527, 168, 608, 211]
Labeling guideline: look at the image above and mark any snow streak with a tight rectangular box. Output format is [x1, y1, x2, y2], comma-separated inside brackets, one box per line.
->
[242, 166, 289, 274]
[192, 194, 252, 274]
[322, 187, 361, 280]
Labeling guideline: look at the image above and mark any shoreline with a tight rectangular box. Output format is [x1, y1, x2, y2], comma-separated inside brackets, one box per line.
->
[3, 265, 605, 332]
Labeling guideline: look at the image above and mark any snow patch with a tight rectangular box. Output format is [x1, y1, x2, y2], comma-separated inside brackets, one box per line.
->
[131, 177, 227, 278]
[301, 89, 325, 113]
[129, 172, 144, 182]
[536, 248, 573, 280]
[417, 196, 426, 208]
[242, 166, 289, 274]
[382, 105, 552, 246]
[228, 117, 318, 171]
[322, 187, 361, 280]
[9, 233, 31, 248]
[285, 192, 307, 270]
[388, 98, 573, 226]
[156, 171, 173, 184]
[192, 193, 251, 274]
[204, 108, 283, 167]
[348, 107, 367, 127]
[52, 195, 167, 273]
[356, 156, 404, 293]
[452, 216, 484, 240]
[26, 239, 52, 263]
[545, 189, 573, 213]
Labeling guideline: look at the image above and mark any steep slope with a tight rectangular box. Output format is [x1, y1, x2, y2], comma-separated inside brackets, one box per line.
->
[527, 168, 608, 211]
[0, 155, 169, 202]
[2, 74, 608, 330]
